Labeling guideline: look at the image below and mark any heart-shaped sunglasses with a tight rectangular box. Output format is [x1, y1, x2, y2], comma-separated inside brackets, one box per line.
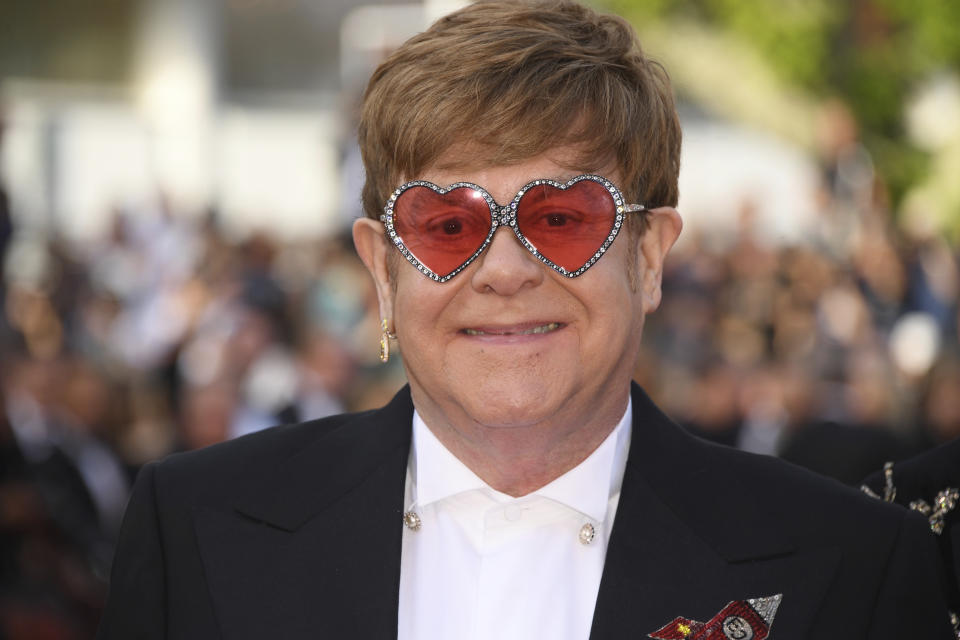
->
[380, 174, 647, 282]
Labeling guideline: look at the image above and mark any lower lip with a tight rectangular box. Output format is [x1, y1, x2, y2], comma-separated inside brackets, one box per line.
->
[458, 324, 566, 344]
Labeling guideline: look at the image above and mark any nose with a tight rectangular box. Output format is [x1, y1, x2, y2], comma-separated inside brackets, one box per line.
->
[470, 226, 544, 295]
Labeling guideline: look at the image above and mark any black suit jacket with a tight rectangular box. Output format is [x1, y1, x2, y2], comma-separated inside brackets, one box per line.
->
[98, 384, 954, 638]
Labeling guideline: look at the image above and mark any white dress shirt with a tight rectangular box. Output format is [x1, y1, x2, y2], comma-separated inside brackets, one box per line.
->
[398, 399, 632, 640]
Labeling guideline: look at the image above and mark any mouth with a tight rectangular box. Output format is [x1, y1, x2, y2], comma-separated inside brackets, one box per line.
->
[461, 322, 564, 336]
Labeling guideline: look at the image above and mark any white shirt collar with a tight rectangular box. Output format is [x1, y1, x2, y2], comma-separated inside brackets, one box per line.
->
[411, 397, 632, 523]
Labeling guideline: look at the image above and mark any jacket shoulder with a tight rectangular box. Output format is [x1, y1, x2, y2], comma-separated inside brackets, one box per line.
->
[149, 409, 378, 507]
[631, 384, 913, 555]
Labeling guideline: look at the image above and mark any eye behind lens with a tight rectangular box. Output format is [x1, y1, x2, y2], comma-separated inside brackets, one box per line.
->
[393, 185, 493, 277]
[515, 180, 619, 272]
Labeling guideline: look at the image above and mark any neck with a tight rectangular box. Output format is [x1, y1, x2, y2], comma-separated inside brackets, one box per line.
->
[412, 385, 631, 497]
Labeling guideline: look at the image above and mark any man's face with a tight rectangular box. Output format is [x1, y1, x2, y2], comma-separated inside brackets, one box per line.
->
[355, 143, 681, 443]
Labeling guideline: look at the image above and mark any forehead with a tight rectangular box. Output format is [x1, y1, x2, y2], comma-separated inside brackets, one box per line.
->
[412, 142, 620, 196]
[433, 139, 612, 173]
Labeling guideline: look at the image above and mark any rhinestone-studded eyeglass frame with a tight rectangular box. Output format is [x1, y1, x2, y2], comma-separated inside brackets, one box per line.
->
[379, 174, 647, 282]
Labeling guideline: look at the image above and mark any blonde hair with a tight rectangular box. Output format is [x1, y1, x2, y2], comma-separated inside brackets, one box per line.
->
[359, 0, 680, 231]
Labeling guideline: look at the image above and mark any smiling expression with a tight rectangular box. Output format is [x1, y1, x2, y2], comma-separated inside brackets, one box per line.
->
[381, 146, 663, 440]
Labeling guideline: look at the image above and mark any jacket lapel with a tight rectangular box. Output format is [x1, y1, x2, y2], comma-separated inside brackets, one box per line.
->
[193, 388, 414, 640]
[190, 382, 842, 639]
[589, 384, 839, 640]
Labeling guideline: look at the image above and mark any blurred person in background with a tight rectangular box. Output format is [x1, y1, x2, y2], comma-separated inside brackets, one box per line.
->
[862, 400, 960, 633]
[1, 343, 127, 639]
[0, 109, 11, 317]
[97, 2, 954, 639]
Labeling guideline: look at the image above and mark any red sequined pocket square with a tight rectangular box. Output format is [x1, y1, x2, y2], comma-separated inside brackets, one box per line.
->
[648, 594, 782, 639]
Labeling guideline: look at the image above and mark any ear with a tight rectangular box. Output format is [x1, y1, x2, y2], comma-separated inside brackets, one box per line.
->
[639, 206, 682, 312]
[352, 217, 396, 322]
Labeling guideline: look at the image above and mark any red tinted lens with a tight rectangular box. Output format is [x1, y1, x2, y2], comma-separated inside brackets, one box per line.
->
[515, 180, 617, 271]
[393, 186, 492, 277]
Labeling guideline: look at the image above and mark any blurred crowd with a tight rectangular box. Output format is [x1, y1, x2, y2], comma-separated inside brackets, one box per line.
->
[0, 193, 407, 636]
[639, 104, 960, 485]
[642, 207, 960, 476]
[1, 115, 959, 638]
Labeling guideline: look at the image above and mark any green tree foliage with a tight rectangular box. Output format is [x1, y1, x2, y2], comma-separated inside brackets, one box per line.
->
[604, 0, 960, 209]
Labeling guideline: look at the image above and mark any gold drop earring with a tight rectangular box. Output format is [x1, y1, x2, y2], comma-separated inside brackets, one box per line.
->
[379, 318, 397, 363]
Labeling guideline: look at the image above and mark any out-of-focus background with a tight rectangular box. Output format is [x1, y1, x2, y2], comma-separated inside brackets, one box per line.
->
[0, 0, 958, 637]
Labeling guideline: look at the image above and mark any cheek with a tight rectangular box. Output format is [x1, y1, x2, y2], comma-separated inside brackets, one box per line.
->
[392, 276, 457, 350]
[577, 259, 638, 316]
[573, 269, 645, 347]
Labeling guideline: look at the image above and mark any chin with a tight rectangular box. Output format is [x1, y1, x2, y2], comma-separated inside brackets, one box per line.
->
[460, 378, 567, 428]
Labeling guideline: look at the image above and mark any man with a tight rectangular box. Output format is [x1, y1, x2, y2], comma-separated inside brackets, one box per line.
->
[98, 2, 954, 638]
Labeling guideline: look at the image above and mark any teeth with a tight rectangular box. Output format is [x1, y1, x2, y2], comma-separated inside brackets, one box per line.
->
[464, 322, 560, 336]
[524, 322, 560, 335]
